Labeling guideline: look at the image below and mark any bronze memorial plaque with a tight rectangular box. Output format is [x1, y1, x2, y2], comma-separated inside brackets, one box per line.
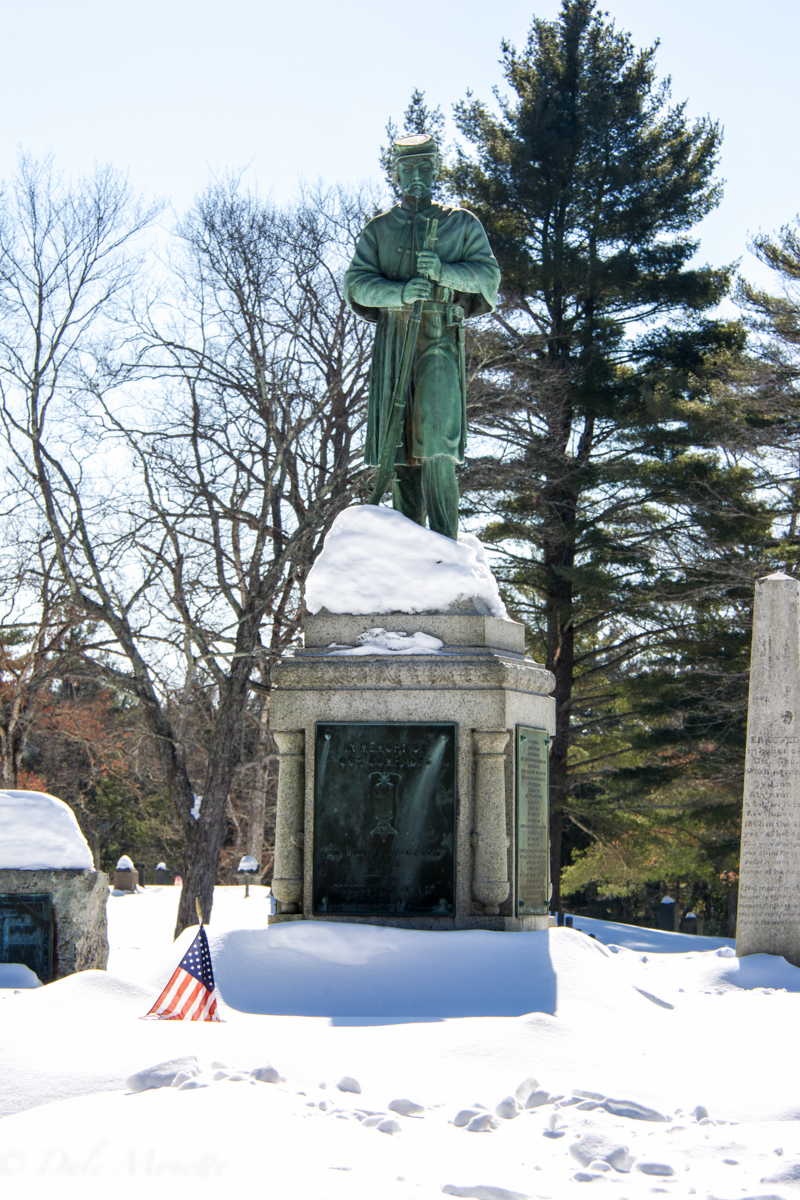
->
[516, 726, 550, 916]
[0, 893, 54, 983]
[313, 722, 456, 916]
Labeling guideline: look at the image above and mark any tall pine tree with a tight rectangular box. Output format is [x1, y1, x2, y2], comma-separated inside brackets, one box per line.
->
[446, 0, 770, 909]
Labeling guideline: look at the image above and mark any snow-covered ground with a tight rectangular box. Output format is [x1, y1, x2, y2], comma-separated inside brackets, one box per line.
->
[2, 886, 799, 1197]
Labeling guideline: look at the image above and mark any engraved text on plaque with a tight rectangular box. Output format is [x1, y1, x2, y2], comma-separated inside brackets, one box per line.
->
[313, 722, 456, 916]
[516, 726, 550, 916]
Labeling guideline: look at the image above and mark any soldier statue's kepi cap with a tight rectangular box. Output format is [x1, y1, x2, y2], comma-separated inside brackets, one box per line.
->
[393, 133, 438, 161]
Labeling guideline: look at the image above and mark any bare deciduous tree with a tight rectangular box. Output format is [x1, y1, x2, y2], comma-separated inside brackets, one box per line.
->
[122, 178, 373, 932]
[0, 157, 373, 935]
[0, 532, 87, 788]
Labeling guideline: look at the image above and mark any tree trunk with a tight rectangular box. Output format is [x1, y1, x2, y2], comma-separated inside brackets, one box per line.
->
[549, 807, 564, 912]
[542, 450, 578, 914]
[541, 400, 591, 915]
[174, 610, 262, 937]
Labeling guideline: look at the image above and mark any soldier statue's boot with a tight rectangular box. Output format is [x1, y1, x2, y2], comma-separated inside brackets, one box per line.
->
[422, 455, 459, 541]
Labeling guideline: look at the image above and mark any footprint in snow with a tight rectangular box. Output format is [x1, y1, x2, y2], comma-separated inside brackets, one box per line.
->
[126, 1055, 200, 1092]
[634, 1161, 675, 1176]
[250, 1065, 280, 1083]
[453, 1109, 482, 1127]
[762, 1160, 800, 1183]
[494, 1096, 519, 1120]
[388, 1098, 425, 1117]
[569, 1132, 634, 1173]
[513, 1078, 558, 1110]
[360, 1114, 400, 1134]
[603, 1097, 668, 1122]
[465, 1113, 497, 1133]
[514, 1076, 538, 1105]
[170, 1070, 196, 1089]
[337, 1075, 362, 1094]
[442, 1186, 532, 1200]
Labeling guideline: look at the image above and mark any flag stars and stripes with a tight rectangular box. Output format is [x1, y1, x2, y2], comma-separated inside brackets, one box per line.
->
[142, 925, 221, 1022]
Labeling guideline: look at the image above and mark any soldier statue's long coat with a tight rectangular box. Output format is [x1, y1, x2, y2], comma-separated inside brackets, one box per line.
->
[344, 200, 501, 466]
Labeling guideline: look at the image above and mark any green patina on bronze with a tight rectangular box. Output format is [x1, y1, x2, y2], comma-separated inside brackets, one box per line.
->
[0, 893, 54, 983]
[344, 135, 500, 540]
[515, 726, 550, 917]
[313, 722, 456, 917]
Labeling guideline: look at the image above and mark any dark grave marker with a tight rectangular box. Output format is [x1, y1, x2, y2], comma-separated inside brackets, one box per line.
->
[313, 722, 456, 916]
[659, 896, 677, 931]
[515, 726, 550, 916]
[0, 893, 54, 983]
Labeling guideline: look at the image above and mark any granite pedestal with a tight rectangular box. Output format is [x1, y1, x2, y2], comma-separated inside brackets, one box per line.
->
[268, 612, 556, 931]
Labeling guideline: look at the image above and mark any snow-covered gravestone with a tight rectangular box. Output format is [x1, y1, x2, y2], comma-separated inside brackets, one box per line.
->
[0, 791, 109, 982]
[268, 506, 556, 932]
[113, 854, 139, 892]
[737, 573, 800, 966]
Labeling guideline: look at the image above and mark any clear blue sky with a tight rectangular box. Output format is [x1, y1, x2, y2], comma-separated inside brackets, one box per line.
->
[1, 0, 797, 288]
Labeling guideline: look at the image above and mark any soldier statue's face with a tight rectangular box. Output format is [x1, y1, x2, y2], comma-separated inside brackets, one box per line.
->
[396, 155, 438, 201]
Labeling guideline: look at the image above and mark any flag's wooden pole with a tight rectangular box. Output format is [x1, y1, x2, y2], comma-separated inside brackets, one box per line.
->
[195, 897, 204, 926]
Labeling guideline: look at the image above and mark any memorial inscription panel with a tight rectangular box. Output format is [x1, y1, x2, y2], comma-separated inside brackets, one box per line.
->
[738, 732, 800, 937]
[515, 726, 550, 916]
[313, 722, 456, 916]
[0, 893, 54, 983]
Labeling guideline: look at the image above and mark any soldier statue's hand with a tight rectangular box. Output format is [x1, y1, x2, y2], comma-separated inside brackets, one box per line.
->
[402, 277, 433, 303]
[416, 250, 442, 282]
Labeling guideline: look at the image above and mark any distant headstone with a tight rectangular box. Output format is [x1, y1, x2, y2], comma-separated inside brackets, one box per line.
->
[113, 856, 139, 891]
[153, 863, 172, 885]
[0, 871, 108, 978]
[113, 869, 138, 891]
[0, 790, 108, 979]
[658, 896, 677, 932]
[737, 573, 800, 966]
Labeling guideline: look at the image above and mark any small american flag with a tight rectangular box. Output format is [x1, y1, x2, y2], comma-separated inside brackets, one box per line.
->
[142, 925, 221, 1021]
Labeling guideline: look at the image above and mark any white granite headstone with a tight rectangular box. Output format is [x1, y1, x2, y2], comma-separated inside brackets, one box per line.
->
[737, 572, 800, 965]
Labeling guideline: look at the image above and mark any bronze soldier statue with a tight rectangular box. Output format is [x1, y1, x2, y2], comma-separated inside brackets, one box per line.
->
[344, 134, 500, 540]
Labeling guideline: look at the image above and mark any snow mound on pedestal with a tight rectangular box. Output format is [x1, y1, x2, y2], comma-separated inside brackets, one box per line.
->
[305, 506, 508, 618]
[0, 790, 94, 870]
